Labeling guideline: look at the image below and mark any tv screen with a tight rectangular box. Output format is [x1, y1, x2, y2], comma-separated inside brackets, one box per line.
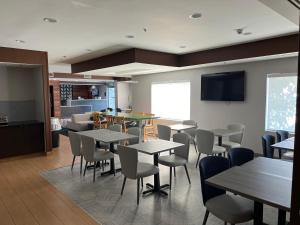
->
[201, 71, 245, 101]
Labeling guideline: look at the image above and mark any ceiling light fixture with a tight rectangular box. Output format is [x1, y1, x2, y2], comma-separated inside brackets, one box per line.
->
[43, 17, 57, 23]
[15, 40, 25, 44]
[62, 56, 67, 58]
[189, 12, 202, 19]
[125, 35, 135, 39]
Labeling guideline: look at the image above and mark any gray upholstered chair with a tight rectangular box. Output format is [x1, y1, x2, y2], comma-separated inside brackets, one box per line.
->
[182, 120, 198, 152]
[81, 135, 115, 182]
[158, 133, 191, 189]
[109, 124, 122, 132]
[118, 145, 159, 204]
[222, 123, 245, 151]
[69, 131, 83, 174]
[157, 124, 171, 140]
[127, 127, 140, 145]
[195, 129, 226, 168]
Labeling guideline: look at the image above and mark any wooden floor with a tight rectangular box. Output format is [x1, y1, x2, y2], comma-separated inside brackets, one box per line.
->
[0, 135, 101, 225]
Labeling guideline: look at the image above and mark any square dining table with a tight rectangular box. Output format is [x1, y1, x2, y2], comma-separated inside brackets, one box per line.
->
[128, 139, 184, 196]
[169, 124, 196, 133]
[211, 128, 243, 146]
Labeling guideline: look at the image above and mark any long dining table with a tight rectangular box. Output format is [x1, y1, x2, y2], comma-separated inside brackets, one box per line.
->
[206, 157, 292, 225]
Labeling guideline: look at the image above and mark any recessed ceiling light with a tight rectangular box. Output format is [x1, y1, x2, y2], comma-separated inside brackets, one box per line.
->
[62, 56, 67, 58]
[15, 40, 25, 44]
[43, 17, 57, 23]
[125, 35, 135, 39]
[179, 45, 186, 49]
[189, 13, 202, 19]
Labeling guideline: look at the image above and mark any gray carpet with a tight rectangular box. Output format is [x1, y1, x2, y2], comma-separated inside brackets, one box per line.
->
[41, 146, 280, 225]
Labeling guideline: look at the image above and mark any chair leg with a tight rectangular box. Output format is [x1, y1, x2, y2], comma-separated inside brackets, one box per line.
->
[173, 167, 176, 177]
[112, 158, 116, 176]
[224, 222, 227, 225]
[141, 178, 143, 188]
[196, 153, 201, 168]
[93, 161, 96, 182]
[193, 139, 197, 153]
[71, 156, 76, 170]
[121, 177, 127, 195]
[169, 167, 172, 190]
[184, 165, 191, 184]
[80, 155, 83, 174]
[202, 209, 209, 225]
[83, 161, 88, 176]
[137, 179, 140, 205]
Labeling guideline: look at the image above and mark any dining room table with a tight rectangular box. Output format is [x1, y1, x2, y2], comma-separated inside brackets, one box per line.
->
[77, 129, 137, 176]
[206, 157, 292, 225]
[272, 137, 295, 151]
[168, 124, 197, 133]
[211, 128, 243, 146]
[128, 139, 184, 196]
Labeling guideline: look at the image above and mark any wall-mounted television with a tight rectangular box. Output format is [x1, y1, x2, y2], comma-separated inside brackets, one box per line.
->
[201, 71, 245, 101]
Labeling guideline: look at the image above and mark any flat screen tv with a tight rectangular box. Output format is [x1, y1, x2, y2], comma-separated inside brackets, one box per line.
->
[201, 71, 245, 101]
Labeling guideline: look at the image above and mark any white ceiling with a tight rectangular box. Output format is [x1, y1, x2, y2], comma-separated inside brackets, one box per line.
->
[0, 0, 298, 68]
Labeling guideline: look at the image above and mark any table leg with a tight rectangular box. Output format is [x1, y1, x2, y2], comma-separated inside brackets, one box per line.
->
[138, 121, 146, 142]
[277, 209, 286, 225]
[101, 143, 121, 176]
[218, 136, 222, 146]
[254, 201, 264, 225]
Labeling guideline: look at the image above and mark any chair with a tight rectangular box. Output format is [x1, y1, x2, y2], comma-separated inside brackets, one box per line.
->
[114, 116, 127, 132]
[118, 145, 159, 204]
[222, 123, 245, 151]
[69, 131, 83, 174]
[105, 115, 114, 128]
[199, 156, 254, 225]
[81, 135, 115, 182]
[158, 133, 191, 189]
[144, 113, 155, 140]
[276, 130, 289, 158]
[127, 127, 140, 145]
[109, 124, 122, 132]
[157, 124, 171, 140]
[228, 148, 254, 167]
[182, 120, 198, 152]
[116, 108, 122, 112]
[262, 134, 275, 158]
[92, 112, 106, 129]
[195, 129, 226, 168]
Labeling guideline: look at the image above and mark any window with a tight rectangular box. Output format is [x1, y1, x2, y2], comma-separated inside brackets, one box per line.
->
[265, 74, 297, 132]
[151, 81, 190, 120]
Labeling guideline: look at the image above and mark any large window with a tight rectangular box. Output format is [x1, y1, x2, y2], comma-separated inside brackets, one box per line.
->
[151, 81, 190, 120]
[265, 74, 297, 132]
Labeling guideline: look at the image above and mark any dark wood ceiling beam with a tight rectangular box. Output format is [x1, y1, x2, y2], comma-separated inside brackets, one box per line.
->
[134, 49, 178, 66]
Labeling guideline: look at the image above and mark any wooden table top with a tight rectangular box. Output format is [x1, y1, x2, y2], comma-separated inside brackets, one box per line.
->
[169, 124, 196, 131]
[77, 129, 137, 143]
[128, 139, 184, 155]
[272, 137, 295, 151]
[206, 157, 292, 211]
[211, 128, 242, 137]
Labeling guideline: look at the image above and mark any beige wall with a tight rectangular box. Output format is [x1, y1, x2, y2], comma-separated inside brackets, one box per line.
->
[132, 57, 298, 153]
[117, 82, 132, 109]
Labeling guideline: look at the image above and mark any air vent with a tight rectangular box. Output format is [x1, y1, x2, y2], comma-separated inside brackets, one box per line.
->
[288, 0, 300, 10]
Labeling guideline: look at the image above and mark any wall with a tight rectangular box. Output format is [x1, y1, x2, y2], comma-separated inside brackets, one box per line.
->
[49, 80, 61, 118]
[117, 82, 132, 109]
[132, 57, 298, 153]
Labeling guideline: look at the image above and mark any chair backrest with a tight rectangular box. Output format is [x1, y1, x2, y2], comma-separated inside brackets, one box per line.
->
[173, 133, 190, 160]
[157, 124, 171, 141]
[227, 123, 245, 144]
[262, 134, 275, 158]
[228, 147, 254, 167]
[106, 115, 114, 126]
[182, 120, 197, 138]
[199, 156, 229, 205]
[81, 135, 96, 162]
[127, 127, 140, 145]
[68, 131, 81, 156]
[109, 124, 122, 132]
[195, 129, 214, 155]
[118, 145, 138, 179]
[276, 130, 289, 142]
[182, 120, 197, 126]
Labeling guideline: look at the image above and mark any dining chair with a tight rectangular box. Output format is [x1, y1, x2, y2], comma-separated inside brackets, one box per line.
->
[114, 116, 127, 132]
[118, 145, 159, 204]
[228, 147, 254, 167]
[144, 113, 155, 140]
[222, 123, 245, 151]
[69, 131, 83, 174]
[182, 120, 198, 152]
[109, 124, 122, 132]
[81, 135, 115, 182]
[105, 115, 114, 128]
[127, 127, 140, 145]
[262, 134, 275, 158]
[157, 124, 171, 140]
[195, 129, 226, 168]
[199, 156, 254, 225]
[158, 133, 191, 189]
[276, 130, 289, 158]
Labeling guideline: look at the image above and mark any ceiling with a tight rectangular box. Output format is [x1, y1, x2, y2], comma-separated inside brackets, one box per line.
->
[0, 0, 298, 67]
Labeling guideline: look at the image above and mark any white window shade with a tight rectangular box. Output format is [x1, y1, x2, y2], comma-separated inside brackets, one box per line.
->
[151, 82, 190, 120]
[265, 74, 297, 132]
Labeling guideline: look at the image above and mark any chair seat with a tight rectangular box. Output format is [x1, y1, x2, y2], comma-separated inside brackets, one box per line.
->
[94, 150, 114, 161]
[137, 162, 159, 178]
[283, 151, 294, 160]
[212, 145, 226, 154]
[158, 155, 187, 167]
[222, 141, 241, 149]
[206, 194, 254, 224]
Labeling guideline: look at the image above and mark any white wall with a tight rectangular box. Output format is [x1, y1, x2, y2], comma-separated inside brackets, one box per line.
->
[117, 82, 132, 109]
[132, 57, 298, 153]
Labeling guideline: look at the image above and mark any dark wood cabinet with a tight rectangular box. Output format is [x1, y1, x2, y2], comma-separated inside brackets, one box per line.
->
[0, 121, 44, 158]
